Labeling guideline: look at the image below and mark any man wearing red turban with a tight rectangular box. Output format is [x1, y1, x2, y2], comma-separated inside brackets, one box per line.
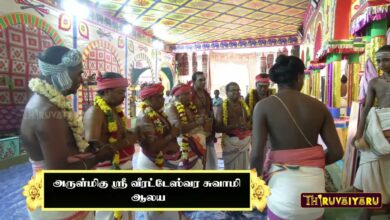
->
[138, 82, 165, 101]
[166, 84, 206, 170]
[245, 73, 271, 114]
[135, 82, 181, 219]
[84, 72, 137, 220]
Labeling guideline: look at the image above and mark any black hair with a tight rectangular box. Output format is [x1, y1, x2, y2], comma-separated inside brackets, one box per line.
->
[214, 89, 219, 93]
[38, 46, 70, 65]
[225, 82, 239, 92]
[96, 72, 124, 95]
[377, 45, 390, 53]
[192, 71, 204, 82]
[269, 55, 305, 86]
[341, 75, 348, 84]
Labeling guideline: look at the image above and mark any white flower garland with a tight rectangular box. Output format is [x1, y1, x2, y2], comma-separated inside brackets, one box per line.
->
[28, 78, 88, 152]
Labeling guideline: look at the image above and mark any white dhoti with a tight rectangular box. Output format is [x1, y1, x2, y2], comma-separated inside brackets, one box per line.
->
[222, 135, 250, 170]
[135, 150, 181, 220]
[354, 107, 390, 204]
[96, 156, 132, 220]
[205, 139, 218, 170]
[135, 150, 182, 170]
[267, 165, 325, 220]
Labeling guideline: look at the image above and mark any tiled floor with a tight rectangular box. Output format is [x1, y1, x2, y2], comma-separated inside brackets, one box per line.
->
[0, 162, 31, 220]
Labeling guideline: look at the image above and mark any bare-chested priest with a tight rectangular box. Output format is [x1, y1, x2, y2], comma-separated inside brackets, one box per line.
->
[353, 45, 390, 216]
[191, 72, 218, 169]
[21, 46, 120, 220]
[166, 83, 207, 170]
[217, 82, 251, 170]
[245, 73, 271, 114]
[135, 82, 181, 220]
[83, 72, 138, 220]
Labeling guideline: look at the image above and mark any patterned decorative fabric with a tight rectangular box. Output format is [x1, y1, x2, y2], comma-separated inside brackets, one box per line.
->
[260, 53, 267, 73]
[192, 52, 197, 74]
[0, 106, 24, 133]
[0, 24, 54, 133]
[175, 53, 188, 76]
[266, 53, 275, 71]
[202, 53, 208, 74]
[81, 47, 121, 112]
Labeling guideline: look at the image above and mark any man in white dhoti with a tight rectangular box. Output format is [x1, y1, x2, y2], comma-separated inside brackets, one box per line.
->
[250, 55, 343, 220]
[166, 83, 207, 170]
[83, 72, 139, 220]
[353, 46, 390, 215]
[21, 46, 124, 220]
[191, 72, 218, 170]
[217, 82, 251, 170]
[135, 83, 181, 220]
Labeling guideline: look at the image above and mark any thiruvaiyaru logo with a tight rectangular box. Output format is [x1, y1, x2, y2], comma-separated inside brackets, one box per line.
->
[301, 193, 382, 208]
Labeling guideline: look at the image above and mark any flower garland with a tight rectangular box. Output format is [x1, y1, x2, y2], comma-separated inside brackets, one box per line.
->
[28, 78, 88, 152]
[249, 89, 255, 111]
[140, 102, 168, 168]
[94, 95, 127, 170]
[94, 95, 126, 220]
[222, 98, 251, 127]
[174, 101, 198, 167]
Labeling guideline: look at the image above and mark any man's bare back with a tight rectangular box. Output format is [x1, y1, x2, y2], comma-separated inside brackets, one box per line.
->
[256, 90, 339, 150]
[21, 94, 80, 165]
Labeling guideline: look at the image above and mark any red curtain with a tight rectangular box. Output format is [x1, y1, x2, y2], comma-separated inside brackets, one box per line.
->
[175, 53, 188, 76]
[192, 52, 197, 73]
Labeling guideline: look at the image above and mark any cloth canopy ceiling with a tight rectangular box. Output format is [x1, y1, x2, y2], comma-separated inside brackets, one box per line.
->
[53, 0, 309, 44]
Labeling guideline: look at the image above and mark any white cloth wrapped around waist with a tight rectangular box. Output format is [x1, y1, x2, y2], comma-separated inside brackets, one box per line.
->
[364, 107, 390, 156]
[267, 164, 325, 220]
[222, 135, 250, 170]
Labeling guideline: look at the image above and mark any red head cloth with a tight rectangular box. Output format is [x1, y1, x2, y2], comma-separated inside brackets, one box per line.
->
[96, 73, 129, 91]
[255, 74, 270, 84]
[139, 83, 164, 100]
[171, 84, 192, 97]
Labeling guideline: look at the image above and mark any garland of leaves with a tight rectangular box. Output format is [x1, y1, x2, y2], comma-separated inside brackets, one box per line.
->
[174, 101, 198, 167]
[28, 78, 88, 152]
[222, 99, 251, 127]
[140, 102, 168, 168]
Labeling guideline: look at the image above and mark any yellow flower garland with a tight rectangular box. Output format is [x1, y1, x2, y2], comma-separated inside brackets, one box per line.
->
[174, 101, 198, 166]
[140, 102, 167, 167]
[94, 95, 127, 220]
[222, 98, 250, 127]
[28, 78, 88, 152]
[249, 89, 255, 111]
[94, 95, 127, 169]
